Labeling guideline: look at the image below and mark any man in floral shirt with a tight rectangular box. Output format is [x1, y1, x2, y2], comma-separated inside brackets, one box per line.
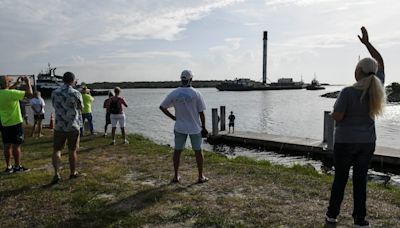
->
[51, 72, 83, 184]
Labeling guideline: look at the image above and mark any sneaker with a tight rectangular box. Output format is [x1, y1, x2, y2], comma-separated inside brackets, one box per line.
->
[103, 133, 107, 138]
[123, 139, 129, 144]
[69, 172, 80, 179]
[13, 165, 30, 173]
[110, 140, 116, 145]
[354, 220, 370, 228]
[50, 174, 61, 185]
[325, 214, 338, 224]
[5, 166, 14, 173]
[197, 176, 209, 184]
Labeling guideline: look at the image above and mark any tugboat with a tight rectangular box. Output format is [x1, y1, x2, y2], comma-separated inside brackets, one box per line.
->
[35, 64, 109, 97]
[35, 64, 64, 97]
[216, 31, 305, 91]
[306, 77, 325, 90]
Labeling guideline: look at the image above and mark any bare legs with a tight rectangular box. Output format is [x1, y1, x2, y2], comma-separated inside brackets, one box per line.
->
[4, 144, 12, 168]
[52, 149, 77, 177]
[111, 127, 127, 143]
[173, 150, 182, 180]
[111, 127, 116, 142]
[172, 149, 205, 182]
[194, 150, 205, 180]
[31, 120, 43, 137]
[3, 144, 22, 168]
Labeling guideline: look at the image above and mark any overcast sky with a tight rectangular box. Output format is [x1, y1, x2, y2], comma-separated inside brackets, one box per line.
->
[1, 0, 399, 84]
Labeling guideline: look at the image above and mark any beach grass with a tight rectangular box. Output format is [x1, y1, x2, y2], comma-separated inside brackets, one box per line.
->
[1, 129, 399, 227]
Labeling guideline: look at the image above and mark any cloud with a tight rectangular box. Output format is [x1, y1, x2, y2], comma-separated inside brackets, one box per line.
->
[99, 51, 192, 59]
[265, 0, 373, 7]
[0, 0, 244, 58]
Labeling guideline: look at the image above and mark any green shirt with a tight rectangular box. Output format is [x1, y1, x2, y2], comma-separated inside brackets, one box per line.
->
[82, 93, 94, 114]
[0, 89, 25, 127]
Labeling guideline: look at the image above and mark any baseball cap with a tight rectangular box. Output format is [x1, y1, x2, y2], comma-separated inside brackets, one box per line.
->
[180, 70, 193, 81]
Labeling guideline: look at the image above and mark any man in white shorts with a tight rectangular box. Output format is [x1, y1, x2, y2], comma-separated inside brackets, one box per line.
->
[160, 70, 209, 184]
[109, 87, 128, 145]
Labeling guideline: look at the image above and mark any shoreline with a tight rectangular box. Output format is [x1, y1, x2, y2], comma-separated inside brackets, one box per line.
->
[1, 130, 399, 227]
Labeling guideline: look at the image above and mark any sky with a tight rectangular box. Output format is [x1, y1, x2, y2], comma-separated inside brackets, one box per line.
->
[0, 0, 399, 84]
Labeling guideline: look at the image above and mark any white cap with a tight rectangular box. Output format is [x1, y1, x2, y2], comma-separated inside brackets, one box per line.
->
[180, 70, 193, 81]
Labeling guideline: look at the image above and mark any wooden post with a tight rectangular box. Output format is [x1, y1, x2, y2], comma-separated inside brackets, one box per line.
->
[323, 111, 335, 150]
[220, 106, 226, 131]
[212, 108, 219, 136]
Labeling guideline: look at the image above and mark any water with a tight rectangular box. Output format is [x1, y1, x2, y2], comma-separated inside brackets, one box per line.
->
[46, 86, 399, 149]
[39, 87, 400, 184]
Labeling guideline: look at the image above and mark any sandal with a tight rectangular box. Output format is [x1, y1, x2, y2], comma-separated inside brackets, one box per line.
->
[197, 176, 209, 184]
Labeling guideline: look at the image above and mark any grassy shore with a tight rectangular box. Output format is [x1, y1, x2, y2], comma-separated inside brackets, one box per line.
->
[1, 130, 400, 227]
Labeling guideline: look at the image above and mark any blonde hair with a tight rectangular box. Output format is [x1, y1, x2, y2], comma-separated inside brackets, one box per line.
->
[356, 58, 386, 118]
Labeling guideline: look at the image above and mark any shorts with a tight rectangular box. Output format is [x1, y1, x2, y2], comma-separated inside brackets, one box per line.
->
[110, 113, 126, 128]
[105, 113, 111, 125]
[229, 123, 234, 127]
[0, 123, 24, 145]
[34, 114, 45, 121]
[53, 130, 80, 151]
[174, 131, 202, 151]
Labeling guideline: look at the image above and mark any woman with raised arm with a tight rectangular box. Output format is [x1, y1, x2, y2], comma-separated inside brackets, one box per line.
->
[325, 27, 386, 228]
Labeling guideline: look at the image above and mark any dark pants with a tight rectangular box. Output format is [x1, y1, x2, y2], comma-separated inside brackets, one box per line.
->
[80, 113, 94, 136]
[327, 143, 375, 222]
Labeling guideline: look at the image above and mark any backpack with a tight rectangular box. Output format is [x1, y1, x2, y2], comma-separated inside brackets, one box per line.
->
[109, 97, 122, 114]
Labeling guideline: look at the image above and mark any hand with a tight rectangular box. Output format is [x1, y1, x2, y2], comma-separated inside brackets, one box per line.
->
[358, 26, 369, 45]
[201, 127, 208, 138]
[22, 76, 29, 83]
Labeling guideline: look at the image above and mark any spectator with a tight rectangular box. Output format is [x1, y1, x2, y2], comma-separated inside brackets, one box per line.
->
[325, 27, 386, 228]
[30, 91, 45, 137]
[103, 91, 114, 137]
[109, 87, 128, 145]
[0, 76, 33, 173]
[80, 87, 94, 136]
[160, 70, 209, 184]
[51, 72, 83, 184]
[228, 111, 235, 134]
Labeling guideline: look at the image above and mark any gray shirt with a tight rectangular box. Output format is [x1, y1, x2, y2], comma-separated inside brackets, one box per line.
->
[334, 70, 384, 143]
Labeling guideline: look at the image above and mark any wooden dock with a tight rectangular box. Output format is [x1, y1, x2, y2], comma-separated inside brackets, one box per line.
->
[208, 131, 400, 169]
[209, 106, 400, 173]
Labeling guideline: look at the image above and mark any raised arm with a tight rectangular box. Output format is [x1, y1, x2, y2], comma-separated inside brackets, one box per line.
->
[358, 26, 384, 71]
[23, 76, 33, 98]
[9, 76, 22, 89]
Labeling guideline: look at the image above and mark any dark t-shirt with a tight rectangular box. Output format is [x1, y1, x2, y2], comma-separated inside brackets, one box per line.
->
[333, 70, 385, 143]
[228, 114, 235, 124]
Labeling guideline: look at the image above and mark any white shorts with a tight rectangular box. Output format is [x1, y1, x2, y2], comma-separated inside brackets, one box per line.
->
[110, 114, 126, 128]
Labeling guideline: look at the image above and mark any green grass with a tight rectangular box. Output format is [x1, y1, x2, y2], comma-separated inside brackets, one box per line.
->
[1, 129, 399, 227]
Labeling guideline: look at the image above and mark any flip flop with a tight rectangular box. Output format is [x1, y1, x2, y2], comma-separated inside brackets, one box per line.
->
[197, 177, 209, 184]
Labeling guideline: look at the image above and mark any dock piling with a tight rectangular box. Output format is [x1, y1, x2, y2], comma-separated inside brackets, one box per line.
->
[212, 108, 219, 136]
[220, 106, 226, 131]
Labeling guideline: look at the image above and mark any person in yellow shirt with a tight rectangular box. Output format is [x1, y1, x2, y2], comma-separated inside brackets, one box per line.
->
[80, 87, 95, 136]
[0, 76, 33, 173]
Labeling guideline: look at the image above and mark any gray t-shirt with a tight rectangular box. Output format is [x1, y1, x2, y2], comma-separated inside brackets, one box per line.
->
[334, 70, 384, 143]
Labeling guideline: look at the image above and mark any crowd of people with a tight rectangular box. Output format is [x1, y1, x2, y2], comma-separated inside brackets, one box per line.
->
[0, 27, 387, 227]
